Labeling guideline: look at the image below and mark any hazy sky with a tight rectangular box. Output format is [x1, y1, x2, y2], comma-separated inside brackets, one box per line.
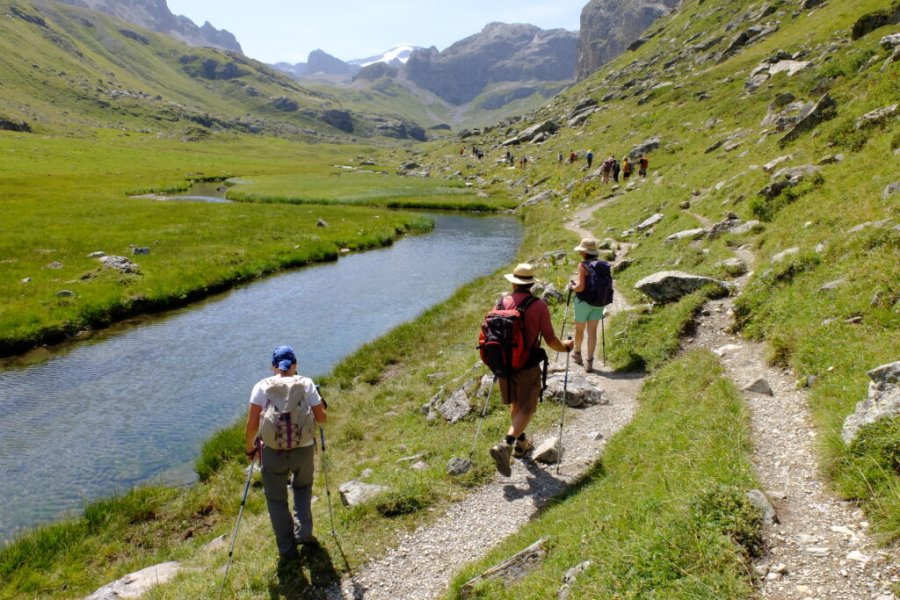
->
[165, 0, 585, 64]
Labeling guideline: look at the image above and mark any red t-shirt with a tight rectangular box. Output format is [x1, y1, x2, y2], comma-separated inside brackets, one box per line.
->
[500, 292, 555, 348]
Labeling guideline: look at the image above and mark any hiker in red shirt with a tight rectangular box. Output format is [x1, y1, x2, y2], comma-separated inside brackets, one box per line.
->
[638, 154, 649, 177]
[489, 263, 573, 476]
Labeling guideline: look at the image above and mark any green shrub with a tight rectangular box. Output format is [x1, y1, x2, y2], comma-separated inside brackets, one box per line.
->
[691, 485, 765, 559]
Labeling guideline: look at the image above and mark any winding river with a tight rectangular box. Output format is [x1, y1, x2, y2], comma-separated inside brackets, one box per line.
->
[0, 213, 521, 542]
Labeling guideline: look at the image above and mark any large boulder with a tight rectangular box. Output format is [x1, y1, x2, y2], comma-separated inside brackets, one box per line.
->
[758, 165, 821, 199]
[778, 94, 838, 145]
[85, 562, 181, 600]
[635, 271, 730, 303]
[841, 361, 900, 445]
[543, 372, 608, 408]
[338, 480, 389, 507]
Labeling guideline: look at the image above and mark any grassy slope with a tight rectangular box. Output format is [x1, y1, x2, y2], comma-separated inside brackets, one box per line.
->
[0, 0, 331, 136]
[0, 0, 897, 597]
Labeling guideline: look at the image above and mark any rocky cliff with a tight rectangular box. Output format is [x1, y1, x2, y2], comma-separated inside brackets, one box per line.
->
[405, 22, 577, 105]
[576, 0, 681, 80]
[55, 0, 242, 53]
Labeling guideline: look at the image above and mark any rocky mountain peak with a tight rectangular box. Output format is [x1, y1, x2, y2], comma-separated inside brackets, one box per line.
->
[55, 0, 242, 53]
[576, 0, 681, 80]
[405, 21, 577, 106]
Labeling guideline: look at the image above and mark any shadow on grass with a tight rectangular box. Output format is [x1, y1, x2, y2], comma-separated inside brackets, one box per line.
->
[269, 542, 340, 600]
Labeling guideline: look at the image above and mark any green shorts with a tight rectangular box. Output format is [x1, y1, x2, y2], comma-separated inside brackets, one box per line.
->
[574, 297, 605, 323]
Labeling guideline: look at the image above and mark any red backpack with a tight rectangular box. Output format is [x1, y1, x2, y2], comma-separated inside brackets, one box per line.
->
[478, 295, 539, 378]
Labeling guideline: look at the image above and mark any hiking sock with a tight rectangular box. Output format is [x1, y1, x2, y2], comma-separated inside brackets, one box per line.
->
[505, 435, 516, 446]
[516, 433, 527, 442]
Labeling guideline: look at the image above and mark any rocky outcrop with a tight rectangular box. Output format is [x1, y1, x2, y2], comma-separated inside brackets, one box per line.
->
[57, 0, 242, 52]
[0, 117, 31, 133]
[851, 3, 900, 40]
[406, 23, 577, 105]
[576, 0, 680, 80]
[634, 271, 730, 303]
[842, 361, 900, 445]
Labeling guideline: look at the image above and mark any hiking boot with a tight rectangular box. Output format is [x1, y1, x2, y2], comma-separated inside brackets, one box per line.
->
[572, 351, 583, 366]
[489, 443, 512, 477]
[585, 358, 593, 373]
[513, 437, 534, 459]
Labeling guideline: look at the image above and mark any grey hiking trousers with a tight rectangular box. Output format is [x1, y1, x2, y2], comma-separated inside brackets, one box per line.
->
[261, 444, 315, 556]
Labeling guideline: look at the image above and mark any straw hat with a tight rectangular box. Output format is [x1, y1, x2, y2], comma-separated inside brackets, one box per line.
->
[504, 263, 536, 285]
[573, 238, 599, 256]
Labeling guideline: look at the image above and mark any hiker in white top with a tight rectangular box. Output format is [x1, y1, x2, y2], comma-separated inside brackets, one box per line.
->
[245, 345, 326, 559]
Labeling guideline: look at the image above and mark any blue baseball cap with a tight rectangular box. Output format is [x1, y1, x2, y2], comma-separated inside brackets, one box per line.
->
[272, 345, 297, 371]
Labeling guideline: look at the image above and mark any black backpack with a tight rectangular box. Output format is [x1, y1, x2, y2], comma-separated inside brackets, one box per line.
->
[577, 260, 614, 307]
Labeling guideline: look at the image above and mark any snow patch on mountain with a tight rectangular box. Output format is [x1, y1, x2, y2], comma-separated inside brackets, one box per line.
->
[351, 45, 422, 67]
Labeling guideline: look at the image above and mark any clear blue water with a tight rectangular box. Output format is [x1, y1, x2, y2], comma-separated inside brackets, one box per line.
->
[0, 213, 521, 542]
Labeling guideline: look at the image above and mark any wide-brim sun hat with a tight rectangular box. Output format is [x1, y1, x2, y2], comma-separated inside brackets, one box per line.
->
[504, 263, 536, 285]
[574, 238, 599, 256]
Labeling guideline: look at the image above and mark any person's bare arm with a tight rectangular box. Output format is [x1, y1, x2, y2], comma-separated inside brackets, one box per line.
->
[244, 403, 262, 460]
[312, 404, 326, 423]
[569, 263, 587, 293]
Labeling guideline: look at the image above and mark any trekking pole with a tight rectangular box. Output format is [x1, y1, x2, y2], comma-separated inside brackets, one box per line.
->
[601, 310, 607, 365]
[319, 426, 352, 574]
[556, 336, 571, 476]
[218, 448, 257, 600]
[552, 289, 574, 475]
[468, 375, 497, 459]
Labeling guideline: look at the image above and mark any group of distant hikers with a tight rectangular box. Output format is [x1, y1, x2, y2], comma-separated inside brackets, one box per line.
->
[562, 149, 649, 182]
[240, 236, 615, 561]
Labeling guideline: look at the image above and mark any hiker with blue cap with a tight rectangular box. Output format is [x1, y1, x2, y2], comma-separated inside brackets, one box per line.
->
[244, 345, 327, 559]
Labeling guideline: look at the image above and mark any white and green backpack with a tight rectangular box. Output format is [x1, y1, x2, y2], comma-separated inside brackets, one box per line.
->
[257, 376, 315, 450]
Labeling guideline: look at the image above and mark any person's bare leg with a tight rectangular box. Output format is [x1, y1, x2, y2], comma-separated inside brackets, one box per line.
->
[573, 321, 585, 364]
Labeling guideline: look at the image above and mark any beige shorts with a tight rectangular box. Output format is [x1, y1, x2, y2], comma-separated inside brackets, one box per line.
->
[498, 365, 541, 414]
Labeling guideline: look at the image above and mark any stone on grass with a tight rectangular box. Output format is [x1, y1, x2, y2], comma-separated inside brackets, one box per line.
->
[665, 228, 707, 242]
[447, 457, 472, 476]
[882, 181, 900, 200]
[771, 247, 799, 263]
[637, 213, 664, 230]
[338, 480, 389, 507]
[101, 255, 140, 273]
[85, 562, 181, 600]
[558, 560, 592, 600]
[437, 389, 471, 423]
[715, 258, 748, 276]
[731, 220, 761, 235]
[460, 538, 548, 598]
[841, 360, 900, 445]
[634, 270, 730, 303]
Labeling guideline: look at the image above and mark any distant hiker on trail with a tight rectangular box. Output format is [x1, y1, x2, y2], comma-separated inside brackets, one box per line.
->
[622, 157, 633, 180]
[567, 240, 614, 373]
[558, 151, 564, 163]
[569, 150, 577, 164]
[638, 154, 649, 177]
[245, 345, 327, 559]
[586, 149, 594, 169]
[611, 157, 620, 182]
[600, 157, 614, 183]
[506, 150, 513, 165]
[484, 263, 573, 477]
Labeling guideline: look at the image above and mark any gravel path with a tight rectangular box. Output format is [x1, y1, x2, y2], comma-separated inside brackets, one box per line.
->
[324, 204, 899, 600]
[683, 246, 898, 599]
[325, 362, 641, 600]
[323, 205, 643, 599]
